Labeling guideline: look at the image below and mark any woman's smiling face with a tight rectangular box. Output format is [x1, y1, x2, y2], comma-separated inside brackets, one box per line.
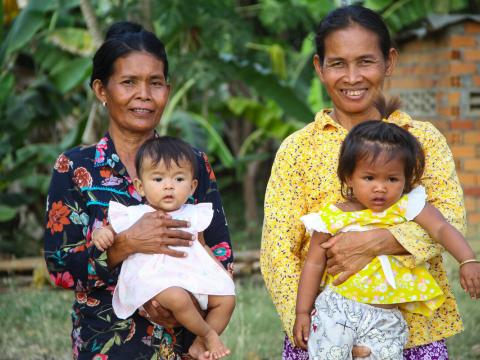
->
[315, 24, 396, 124]
[94, 51, 170, 134]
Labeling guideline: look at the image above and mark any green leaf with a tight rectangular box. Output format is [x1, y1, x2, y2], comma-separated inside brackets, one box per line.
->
[0, 73, 14, 105]
[100, 336, 115, 354]
[50, 57, 91, 93]
[4, 9, 45, 56]
[47, 27, 94, 56]
[219, 56, 314, 122]
[26, 0, 57, 12]
[0, 205, 17, 222]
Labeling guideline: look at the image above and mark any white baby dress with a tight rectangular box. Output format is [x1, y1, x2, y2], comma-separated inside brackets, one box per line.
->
[109, 201, 235, 319]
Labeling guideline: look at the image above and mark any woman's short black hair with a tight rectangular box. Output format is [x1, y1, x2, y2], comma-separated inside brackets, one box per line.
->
[90, 21, 168, 87]
[135, 136, 198, 180]
[315, 5, 392, 64]
[337, 120, 425, 199]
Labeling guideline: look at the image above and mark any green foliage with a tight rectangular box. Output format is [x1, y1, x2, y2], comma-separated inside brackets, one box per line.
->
[363, 0, 473, 32]
[0, 0, 475, 257]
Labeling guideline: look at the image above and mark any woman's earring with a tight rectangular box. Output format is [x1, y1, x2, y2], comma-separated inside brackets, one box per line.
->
[102, 101, 106, 107]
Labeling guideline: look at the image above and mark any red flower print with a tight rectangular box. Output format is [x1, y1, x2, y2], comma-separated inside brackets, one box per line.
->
[211, 242, 231, 261]
[92, 354, 108, 360]
[202, 153, 216, 181]
[99, 167, 112, 178]
[73, 167, 93, 188]
[76, 292, 87, 303]
[54, 153, 71, 173]
[50, 271, 74, 289]
[86, 297, 100, 307]
[47, 201, 71, 234]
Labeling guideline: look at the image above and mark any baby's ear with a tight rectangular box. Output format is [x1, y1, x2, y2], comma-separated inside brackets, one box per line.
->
[190, 179, 198, 195]
[133, 178, 145, 196]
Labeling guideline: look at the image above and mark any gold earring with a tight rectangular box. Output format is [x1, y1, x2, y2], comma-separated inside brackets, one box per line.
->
[347, 186, 354, 199]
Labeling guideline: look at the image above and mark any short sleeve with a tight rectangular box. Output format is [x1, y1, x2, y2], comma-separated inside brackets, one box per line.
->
[194, 203, 214, 232]
[300, 212, 331, 235]
[405, 186, 426, 220]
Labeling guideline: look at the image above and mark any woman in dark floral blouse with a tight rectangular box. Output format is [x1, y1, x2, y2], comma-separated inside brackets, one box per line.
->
[44, 21, 233, 360]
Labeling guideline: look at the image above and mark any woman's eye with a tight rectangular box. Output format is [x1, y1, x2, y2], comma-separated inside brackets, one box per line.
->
[328, 62, 343, 68]
[122, 79, 134, 85]
[152, 81, 165, 87]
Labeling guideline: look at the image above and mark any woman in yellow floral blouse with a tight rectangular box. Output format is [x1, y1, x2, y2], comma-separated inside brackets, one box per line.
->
[261, 5, 466, 360]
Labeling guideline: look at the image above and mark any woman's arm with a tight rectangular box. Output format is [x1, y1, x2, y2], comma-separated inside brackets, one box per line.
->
[44, 152, 115, 290]
[198, 151, 234, 270]
[261, 138, 308, 341]
[294, 231, 329, 349]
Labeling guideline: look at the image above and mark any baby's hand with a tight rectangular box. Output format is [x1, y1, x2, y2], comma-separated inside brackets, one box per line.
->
[92, 227, 115, 251]
[293, 313, 311, 350]
[459, 261, 480, 299]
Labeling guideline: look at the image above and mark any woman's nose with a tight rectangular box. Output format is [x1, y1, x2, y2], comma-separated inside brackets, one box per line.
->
[137, 82, 152, 100]
[344, 64, 361, 84]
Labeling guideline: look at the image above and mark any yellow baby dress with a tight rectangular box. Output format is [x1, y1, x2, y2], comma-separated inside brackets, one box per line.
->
[301, 186, 445, 317]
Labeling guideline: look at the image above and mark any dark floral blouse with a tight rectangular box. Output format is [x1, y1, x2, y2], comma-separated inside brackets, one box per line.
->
[44, 133, 233, 360]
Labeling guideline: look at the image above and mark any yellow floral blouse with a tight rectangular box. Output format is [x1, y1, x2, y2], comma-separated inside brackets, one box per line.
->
[301, 186, 445, 317]
[260, 110, 466, 348]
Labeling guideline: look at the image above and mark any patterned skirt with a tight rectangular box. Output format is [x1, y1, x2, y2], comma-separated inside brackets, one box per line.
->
[282, 335, 448, 360]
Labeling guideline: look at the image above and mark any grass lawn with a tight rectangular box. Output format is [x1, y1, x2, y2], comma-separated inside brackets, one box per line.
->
[1, 251, 479, 359]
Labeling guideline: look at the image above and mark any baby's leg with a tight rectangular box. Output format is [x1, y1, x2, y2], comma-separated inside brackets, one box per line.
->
[153, 288, 229, 359]
[189, 295, 235, 359]
[355, 306, 408, 360]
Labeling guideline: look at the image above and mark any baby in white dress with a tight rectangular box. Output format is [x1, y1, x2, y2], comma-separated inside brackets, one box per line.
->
[92, 136, 235, 360]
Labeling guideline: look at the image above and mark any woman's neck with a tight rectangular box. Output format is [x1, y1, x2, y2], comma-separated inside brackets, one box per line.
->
[108, 126, 155, 180]
[331, 107, 382, 131]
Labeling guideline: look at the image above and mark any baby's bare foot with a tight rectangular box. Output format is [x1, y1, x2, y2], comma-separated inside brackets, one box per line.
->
[203, 329, 230, 359]
[188, 337, 211, 360]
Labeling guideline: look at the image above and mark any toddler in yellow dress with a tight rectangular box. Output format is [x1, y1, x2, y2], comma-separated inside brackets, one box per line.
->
[294, 114, 480, 359]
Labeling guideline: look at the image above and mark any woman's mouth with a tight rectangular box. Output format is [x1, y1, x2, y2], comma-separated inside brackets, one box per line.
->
[131, 108, 153, 114]
[341, 89, 367, 99]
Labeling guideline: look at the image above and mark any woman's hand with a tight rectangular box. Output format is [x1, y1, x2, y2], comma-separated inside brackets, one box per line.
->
[107, 210, 194, 268]
[321, 230, 377, 285]
[139, 299, 180, 328]
[140, 293, 205, 328]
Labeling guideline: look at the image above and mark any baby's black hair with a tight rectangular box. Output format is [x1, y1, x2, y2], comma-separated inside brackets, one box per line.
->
[135, 136, 197, 179]
[337, 98, 425, 199]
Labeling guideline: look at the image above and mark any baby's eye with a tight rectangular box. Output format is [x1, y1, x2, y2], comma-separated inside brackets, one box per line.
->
[388, 177, 399, 182]
[364, 176, 374, 181]
[153, 177, 162, 182]
[175, 177, 185, 182]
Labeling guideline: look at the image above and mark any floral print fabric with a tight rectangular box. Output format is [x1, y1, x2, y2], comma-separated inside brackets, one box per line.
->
[44, 133, 233, 360]
[261, 110, 465, 349]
